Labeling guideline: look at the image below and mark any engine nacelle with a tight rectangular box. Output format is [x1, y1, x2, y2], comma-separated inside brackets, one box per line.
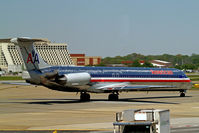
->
[63, 72, 91, 86]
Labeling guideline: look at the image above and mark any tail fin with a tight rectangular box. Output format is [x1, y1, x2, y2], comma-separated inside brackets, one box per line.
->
[0, 37, 51, 71]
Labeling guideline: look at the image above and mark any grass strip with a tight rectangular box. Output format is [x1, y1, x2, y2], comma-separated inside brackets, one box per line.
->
[0, 76, 23, 80]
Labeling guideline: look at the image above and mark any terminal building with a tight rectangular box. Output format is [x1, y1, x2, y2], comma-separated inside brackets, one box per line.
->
[0, 39, 73, 72]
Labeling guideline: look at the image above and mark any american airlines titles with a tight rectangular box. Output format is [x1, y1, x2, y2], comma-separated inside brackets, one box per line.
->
[150, 70, 173, 75]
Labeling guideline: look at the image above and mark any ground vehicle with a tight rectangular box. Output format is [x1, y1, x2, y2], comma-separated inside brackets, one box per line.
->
[113, 109, 170, 133]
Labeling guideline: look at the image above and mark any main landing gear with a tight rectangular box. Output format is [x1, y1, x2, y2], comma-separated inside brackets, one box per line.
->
[180, 90, 186, 97]
[108, 92, 119, 101]
[80, 92, 90, 101]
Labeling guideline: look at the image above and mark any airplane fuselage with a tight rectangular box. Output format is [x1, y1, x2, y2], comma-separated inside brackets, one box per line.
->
[37, 66, 191, 92]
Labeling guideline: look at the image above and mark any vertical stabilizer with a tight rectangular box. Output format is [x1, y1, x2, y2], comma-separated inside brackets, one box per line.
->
[0, 37, 51, 71]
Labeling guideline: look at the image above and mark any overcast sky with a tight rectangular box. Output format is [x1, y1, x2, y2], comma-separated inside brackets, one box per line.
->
[1, 0, 199, 57]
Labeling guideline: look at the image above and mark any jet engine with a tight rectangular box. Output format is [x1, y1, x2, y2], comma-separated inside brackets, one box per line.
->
[40, 71, 91, 87]
[62, 72, 91, 86]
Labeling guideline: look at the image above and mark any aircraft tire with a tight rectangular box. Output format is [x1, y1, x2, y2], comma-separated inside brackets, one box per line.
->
[80, 93, 90, 101]
[108, 94, 118, 101]
[180, 92, 185, 97]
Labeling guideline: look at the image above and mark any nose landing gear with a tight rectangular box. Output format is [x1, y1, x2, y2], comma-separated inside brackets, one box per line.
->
[180, 92, 185, 97]
[180, 90, 186, 97]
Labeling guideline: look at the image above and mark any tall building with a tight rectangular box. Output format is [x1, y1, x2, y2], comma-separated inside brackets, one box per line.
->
[70, 54, 101, 66]
[0, 40, 73, 72]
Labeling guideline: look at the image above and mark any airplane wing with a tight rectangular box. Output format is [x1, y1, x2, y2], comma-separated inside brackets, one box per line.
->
[92, 82, 176, 91]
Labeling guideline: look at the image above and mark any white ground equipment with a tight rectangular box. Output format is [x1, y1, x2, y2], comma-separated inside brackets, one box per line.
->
[113, 109, 170, 133]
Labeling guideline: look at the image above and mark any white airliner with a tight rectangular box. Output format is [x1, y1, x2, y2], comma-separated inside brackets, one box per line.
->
[0, 38, 192, 101]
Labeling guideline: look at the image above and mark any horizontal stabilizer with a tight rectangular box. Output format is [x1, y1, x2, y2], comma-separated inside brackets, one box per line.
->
[0, 37, 50, 44]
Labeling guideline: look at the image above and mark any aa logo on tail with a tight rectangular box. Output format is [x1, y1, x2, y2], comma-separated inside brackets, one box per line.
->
[27, 50, 39, 64]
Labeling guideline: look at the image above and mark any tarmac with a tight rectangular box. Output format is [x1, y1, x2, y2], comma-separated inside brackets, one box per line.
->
[0, 83, 199, 132]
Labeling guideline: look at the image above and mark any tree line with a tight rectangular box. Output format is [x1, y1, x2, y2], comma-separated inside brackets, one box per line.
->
[98, 53, 199, 70]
